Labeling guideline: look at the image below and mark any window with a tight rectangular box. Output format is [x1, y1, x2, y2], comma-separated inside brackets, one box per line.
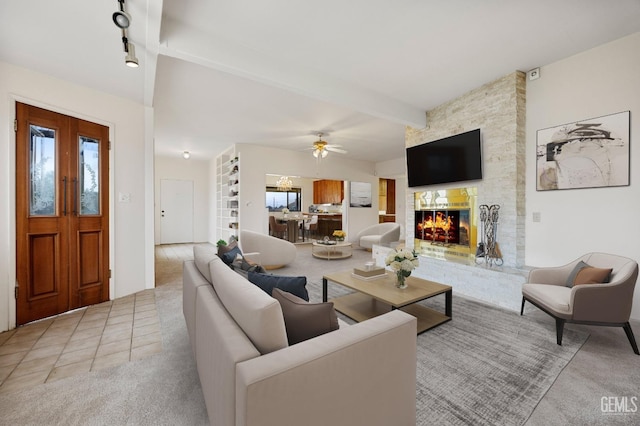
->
[266, 186, 301, 212]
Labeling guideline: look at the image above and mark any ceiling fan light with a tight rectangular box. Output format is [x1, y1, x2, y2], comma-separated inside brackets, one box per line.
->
[113, 10, 131, 28]
[321, 149, 328, 158]
[312, 149, 319, 158]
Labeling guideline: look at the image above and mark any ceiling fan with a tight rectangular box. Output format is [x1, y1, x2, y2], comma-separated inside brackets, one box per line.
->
[311, 133, 347, 159]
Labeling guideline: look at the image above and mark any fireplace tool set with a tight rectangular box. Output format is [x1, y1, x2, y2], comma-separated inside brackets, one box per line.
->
[476, 204, 503, 266]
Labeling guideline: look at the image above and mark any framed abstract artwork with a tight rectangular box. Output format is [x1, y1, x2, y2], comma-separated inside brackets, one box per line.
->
[536, 111, 630, 191]
[349, 181, 372, 207]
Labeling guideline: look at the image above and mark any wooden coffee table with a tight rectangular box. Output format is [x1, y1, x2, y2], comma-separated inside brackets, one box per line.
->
[322, 270, 452, 334]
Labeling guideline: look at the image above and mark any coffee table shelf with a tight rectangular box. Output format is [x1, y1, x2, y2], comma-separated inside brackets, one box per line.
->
[332, 293, 450, 333]
[312, 241, 352, 260]
[323, 270, 452, 334]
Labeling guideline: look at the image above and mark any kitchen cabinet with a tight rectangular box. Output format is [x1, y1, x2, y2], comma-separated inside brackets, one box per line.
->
[313, 180, 344, 204]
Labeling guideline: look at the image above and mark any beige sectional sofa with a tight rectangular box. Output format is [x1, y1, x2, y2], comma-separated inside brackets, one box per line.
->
[183, 245, 417, 426]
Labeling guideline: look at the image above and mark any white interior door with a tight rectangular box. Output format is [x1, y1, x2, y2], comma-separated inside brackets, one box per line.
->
[160, 179, 194, 244]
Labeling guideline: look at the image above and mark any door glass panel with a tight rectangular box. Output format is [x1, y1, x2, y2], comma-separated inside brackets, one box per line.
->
[29, 125, 56, 216]
[79, 136, 100, 215]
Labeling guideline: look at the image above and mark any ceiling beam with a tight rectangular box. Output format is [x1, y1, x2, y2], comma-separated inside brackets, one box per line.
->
[158, 18, 427, 128]
[143, 0, 163, 107]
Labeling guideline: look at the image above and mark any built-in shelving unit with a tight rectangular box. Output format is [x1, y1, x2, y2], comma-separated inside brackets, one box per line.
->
[216, 147, 239, 242]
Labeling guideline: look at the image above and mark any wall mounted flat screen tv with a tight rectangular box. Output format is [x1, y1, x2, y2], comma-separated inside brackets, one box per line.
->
[406, 129, 482, 187]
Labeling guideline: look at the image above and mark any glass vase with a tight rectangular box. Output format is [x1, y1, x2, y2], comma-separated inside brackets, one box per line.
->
[395, 271, 409, 289]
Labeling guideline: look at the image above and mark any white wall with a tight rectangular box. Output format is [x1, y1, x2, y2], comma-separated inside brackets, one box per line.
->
[232, 144, 378, 243]
[154, 156, 210, 243]
[525, 32, 640, 319]
[0, 61, 152, 332]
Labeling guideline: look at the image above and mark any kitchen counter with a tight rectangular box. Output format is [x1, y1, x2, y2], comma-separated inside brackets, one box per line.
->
[316, 214, 343, 238]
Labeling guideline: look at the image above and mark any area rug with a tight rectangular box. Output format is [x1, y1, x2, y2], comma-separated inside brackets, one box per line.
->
[306, 278, 588, 426]
[0, 244, 588, 426]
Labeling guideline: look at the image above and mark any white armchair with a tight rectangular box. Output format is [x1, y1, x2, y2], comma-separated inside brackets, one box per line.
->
[355, 223, 401, 250]
[239, 229, 296, 270]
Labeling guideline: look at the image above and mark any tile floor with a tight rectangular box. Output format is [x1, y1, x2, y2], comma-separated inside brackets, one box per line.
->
[0, 289, 162, 394]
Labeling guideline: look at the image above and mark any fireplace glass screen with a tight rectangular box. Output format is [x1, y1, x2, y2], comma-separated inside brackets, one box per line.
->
[415, 210, 470, 246]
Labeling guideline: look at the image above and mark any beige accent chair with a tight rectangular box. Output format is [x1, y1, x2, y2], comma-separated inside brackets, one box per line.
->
[355, 222, 401, 250]
[521, 252, 639, 355]
[239, 229, 296, 270]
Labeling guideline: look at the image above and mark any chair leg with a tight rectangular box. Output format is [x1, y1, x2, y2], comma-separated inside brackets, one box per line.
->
[555, 318, 565, 346]
[623, 322, 640, 355]
[520, 297, 526, 315]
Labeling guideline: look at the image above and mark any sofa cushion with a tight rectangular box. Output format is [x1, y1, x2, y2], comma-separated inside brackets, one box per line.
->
[209, 257, 288, 355]
[360, 235, 381, 249]
[566, 261, 612, 287]
[247, 272, 309, 301]
[522, 283, 572, 315]
[272, 288, 339, 345]
[194, 245, 218, 283]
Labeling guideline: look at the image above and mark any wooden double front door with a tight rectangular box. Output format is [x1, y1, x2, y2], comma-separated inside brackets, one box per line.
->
[15, 103, 110, 325]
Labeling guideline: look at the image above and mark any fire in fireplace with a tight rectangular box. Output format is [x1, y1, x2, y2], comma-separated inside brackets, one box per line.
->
[413, 187, 477, 262]
[415, 210, 469, 246]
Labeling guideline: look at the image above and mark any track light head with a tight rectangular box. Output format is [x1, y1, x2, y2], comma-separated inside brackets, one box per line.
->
[125, 43, 139, 68]
[112, 10, 131, 29]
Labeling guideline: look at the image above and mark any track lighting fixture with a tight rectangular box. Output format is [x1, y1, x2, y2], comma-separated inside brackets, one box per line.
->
[112, 0, 138, 68]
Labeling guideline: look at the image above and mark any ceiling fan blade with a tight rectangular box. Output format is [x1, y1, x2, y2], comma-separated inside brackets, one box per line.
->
[326, 146, 347, 154]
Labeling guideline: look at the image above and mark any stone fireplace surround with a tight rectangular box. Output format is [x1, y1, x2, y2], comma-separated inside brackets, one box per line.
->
[392, 71, 528, 312]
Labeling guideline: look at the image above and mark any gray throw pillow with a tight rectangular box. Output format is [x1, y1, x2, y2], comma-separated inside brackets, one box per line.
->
[272, 288, 339, 345]
[566, 261, 590, 287]
[248, 272, 309, 301]
[219, 245, 242, 265]
[217, 240, 237, 257]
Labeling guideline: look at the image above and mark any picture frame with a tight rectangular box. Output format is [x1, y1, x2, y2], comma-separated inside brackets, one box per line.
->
[536, 111, 630, 191]
[349, 181, 372, 207]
